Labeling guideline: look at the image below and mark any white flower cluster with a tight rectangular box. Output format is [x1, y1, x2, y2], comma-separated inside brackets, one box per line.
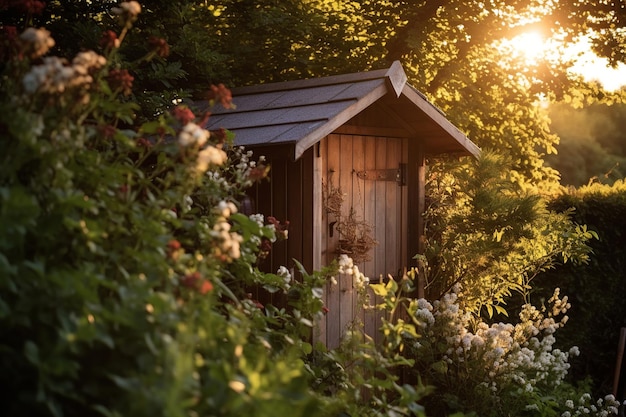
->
[337, 254, 369, 288]
[178, 123, 209, 147]
[414, 298, 435, 328]
[22, 48, 106, 98]
[561, 394, 623, 417]
[277, 266, 292, 287]
[409, 287, 605, 405]
[197, 146, 228, 172]
[232, 146, 267, 187]
[249, 213, 264, 228]
[235, 148, 256, 171]
[178, 123, 228, 173]
[211, 201, 243, 261]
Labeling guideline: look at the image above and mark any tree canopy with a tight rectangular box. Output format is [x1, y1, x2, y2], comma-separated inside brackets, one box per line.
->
[6, 0, 623, 186]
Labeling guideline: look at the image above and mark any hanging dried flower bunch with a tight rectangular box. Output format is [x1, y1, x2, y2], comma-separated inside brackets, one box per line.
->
[336, 207, 378, 263]
[323, 180, 378, 263]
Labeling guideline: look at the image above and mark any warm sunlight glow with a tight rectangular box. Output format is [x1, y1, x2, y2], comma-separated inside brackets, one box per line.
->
[510, 31, 546, 64]
[498, 29, 626, 92]
[566, 37, 626, 91]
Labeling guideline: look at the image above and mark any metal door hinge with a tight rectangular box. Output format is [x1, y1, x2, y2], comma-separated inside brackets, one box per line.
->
[356, 163, 406, 186]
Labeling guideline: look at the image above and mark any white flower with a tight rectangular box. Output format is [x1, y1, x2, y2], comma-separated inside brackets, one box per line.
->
[216, 201, 237, 218]
[179, 123, 209, 147]
[20, 27, 55, 58]
[72, 51, 106, 73]
[417, 298, 433, 311]
[212, 219, 243, 261]
[197, 146, 227, 172]
[112, 1, 141, 18]
[312, 287, 323, 299]
[338, 254, 354, 272]
[22, 65, 46, 94]
[277, 266, 292, 285]
[250, 213, 264, 227]
[22, 55, 97, 95]
[461, 333, 473, 349]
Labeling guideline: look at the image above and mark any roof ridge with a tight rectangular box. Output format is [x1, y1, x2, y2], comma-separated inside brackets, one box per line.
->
[229, 62, 402, 96]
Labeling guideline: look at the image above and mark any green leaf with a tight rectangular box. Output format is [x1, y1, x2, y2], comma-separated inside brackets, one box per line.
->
[431, 360, 448, 374]
[24, 340, 39, 365]
[300, 342, 313, 355]
[494, 305, 508, 316]
[370, 283, 388, 297]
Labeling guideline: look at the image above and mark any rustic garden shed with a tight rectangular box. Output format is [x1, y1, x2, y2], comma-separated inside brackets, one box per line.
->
[203, 61, 480, 348]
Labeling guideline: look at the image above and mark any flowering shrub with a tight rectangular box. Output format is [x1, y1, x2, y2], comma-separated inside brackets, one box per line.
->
[0, 3, 337, 416]
[370, 276, 625, 416]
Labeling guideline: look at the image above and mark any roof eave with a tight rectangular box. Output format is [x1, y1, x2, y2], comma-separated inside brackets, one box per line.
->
[400, 85, 481, 158]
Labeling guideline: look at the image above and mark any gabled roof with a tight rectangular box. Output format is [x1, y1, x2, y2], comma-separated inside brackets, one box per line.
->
[201, 61, 480, 160]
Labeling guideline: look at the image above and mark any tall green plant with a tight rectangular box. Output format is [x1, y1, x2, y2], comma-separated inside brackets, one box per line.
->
[422, 151, 597, 315]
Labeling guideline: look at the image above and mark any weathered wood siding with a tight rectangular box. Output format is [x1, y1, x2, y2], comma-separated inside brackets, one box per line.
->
[245, 145, 315, 307]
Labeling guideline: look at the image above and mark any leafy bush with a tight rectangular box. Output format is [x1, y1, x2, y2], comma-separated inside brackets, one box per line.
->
[370, 276, 624, 417]
[423, 150, 597, 315]
[0, 5, 327, 416]
[536, 181, 626, 396]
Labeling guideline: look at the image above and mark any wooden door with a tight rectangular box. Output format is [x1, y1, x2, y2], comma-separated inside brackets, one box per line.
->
[318, 133, 408, 348]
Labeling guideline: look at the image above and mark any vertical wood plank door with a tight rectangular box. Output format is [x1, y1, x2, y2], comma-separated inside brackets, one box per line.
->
[321, 134, 408, 348]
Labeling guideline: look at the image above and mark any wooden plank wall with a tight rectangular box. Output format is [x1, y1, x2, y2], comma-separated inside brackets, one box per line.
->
[245, 145, 313, 308]
[321, 134, 408, 348]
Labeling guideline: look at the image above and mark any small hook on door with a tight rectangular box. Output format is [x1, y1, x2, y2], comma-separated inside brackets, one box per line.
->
[329, 221, 337, 237]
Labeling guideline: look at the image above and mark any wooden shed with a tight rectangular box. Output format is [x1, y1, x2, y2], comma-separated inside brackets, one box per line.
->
[203, 61, 480, 348]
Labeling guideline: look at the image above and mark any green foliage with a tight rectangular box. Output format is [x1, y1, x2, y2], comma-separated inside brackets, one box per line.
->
[423, 150, 596, 315]
[534, 181, 626, 396]
[3, 2, 625, 416]
[307, 331, 429, 417]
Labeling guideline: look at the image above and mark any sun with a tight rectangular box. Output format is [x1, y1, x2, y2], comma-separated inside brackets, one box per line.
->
[499, 29, 626, 91]
[508, 31, 546, 64]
